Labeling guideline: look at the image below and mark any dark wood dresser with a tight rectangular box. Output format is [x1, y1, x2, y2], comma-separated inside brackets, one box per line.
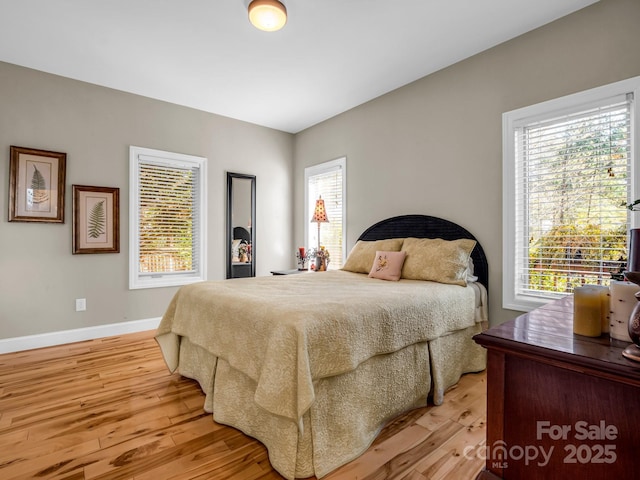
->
[473, 296, 640, 479]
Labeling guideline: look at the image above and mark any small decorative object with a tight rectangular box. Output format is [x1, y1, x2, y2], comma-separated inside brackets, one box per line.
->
[622, 271, 640, 362]
[238, 242, 250, 263]
[72, 185, 120, 254]
[296, 247, 307, 270]
[622, 199, 640, 211]
[9, 146, 66, 223]
[308, 246, 330, 272]
[572, 285, 602, 337]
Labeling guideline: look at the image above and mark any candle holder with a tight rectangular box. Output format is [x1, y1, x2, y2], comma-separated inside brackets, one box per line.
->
[296, 250, 307, 271]
[622, 271, 640, 362]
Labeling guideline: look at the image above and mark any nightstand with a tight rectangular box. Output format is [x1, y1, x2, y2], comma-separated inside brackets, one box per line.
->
[270, 269, 307, 275]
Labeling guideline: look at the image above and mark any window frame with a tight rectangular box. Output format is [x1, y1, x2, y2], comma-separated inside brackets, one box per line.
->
[304, 157, 347, 267]
[129, 145, 207, 290]
[503, 76, 640, 312]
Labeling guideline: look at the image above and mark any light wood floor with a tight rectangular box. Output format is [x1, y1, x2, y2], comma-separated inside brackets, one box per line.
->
[0, 331, 487, 480]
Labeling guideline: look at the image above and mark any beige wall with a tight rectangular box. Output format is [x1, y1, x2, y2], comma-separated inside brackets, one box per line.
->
[2, 0, 639, 341]
[293, 0, 640, 325]
[0, 62, 293, 339]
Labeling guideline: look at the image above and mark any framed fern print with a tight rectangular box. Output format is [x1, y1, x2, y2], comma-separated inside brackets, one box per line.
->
[9, 146, 66, 222]
[72, 185, 120, 254]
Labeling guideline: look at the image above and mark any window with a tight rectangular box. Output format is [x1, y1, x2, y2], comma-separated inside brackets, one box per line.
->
[305, 157, 346, 269]
[129, 146, 207, 289]
[504, 77, 639, 311]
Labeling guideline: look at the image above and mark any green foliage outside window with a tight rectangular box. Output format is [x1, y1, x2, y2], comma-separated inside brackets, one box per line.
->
[523, 103, 629, 294]
[527, 224, 626, 293]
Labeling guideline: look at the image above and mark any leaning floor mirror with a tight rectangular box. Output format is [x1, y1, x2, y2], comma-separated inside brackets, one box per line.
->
[226, 172, 256, 278]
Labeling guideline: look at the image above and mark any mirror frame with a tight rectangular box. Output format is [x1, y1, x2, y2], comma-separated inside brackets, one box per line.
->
[226, 172, 256, 278]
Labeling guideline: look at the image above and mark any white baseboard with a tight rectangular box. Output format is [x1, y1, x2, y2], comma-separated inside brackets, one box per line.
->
[0, 317, 162, 354]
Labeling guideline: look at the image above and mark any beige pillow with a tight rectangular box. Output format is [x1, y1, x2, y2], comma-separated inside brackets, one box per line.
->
[342, 238, 405, 273]
[401, 237, 476, 286]
[368, 251, 406, 281]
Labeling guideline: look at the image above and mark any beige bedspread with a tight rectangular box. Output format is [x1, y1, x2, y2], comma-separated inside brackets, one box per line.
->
[156, 270, 480, 427]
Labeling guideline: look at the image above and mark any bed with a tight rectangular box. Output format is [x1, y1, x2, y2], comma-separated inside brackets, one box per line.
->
[155, 214, 488, 479]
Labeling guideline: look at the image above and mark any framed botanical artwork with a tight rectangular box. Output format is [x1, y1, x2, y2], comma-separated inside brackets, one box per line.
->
[72, 185, 120, 254]
[9, 146, 66, 223]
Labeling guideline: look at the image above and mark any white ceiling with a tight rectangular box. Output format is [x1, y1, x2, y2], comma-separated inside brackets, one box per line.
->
[0, 0, 598, 133]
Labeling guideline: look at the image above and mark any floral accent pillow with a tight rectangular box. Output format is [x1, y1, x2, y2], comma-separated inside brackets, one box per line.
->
[368, 251, 407, 281]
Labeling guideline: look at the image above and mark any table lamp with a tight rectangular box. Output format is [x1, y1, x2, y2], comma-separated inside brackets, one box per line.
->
[311, 195, 329, 250]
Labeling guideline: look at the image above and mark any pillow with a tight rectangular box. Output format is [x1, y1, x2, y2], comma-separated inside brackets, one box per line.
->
[368, 251, 406, 281]
[231, 239, 242, 262]
[467, 257, 478, 283]
[342, 238, 405, 273]
[401, 237, 476, 286]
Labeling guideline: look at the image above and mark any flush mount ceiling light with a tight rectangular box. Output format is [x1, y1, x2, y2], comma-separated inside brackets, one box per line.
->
[248, 0, 287, 32]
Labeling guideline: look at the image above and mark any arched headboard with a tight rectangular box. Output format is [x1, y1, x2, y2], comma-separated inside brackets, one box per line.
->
[357, 214, 488, 292]
[233, 226, 252, 243]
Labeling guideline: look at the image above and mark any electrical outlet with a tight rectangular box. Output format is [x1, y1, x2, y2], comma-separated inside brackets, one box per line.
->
[75, 298, 86, 312]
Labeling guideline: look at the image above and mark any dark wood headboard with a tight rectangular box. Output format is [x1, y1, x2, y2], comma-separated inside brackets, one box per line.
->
[357, 214, 488, 292]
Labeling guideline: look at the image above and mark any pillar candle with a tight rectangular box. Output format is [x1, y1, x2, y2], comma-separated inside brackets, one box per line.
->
[573, 286, 603, 337]
[594, 285, 610, 334]
[609, 280, 637, 342]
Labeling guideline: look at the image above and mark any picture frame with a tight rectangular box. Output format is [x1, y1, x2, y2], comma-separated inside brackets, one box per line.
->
[9, 146, 67, 223]
[72, 185, 120, 254]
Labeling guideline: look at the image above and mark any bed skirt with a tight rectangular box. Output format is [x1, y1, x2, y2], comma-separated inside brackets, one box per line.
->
[157, 322, 486, 479]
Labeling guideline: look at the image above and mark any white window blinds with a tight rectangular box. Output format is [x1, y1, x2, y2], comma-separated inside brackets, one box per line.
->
[513, 95, 632, 300]
[138, 160, 199, 274]
[129, 147, 207, 289]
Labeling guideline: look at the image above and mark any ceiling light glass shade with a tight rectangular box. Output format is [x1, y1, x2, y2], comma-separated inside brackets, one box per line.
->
[248, 0, 287, 32]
